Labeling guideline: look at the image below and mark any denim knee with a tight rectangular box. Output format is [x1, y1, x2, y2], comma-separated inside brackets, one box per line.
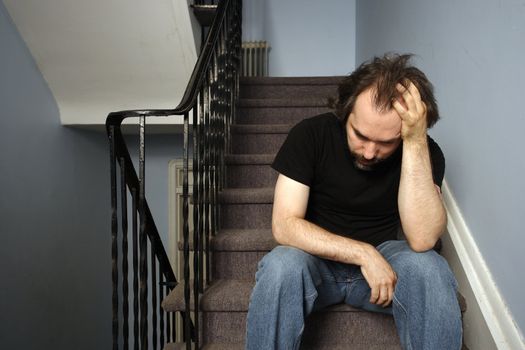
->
[392, 245, 458, 291]
[256, 245, 321, 287]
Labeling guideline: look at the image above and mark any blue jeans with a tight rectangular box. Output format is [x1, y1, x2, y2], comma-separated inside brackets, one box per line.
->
[245, 240, 462, 350]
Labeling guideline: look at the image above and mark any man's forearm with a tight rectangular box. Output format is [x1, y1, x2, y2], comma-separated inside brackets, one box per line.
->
[398, 139, 447, 252]
[273, 216, 371, 266]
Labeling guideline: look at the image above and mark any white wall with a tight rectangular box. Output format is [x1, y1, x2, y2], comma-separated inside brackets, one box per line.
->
[356, 0, 525, 340]
[243, 0, 356, 76]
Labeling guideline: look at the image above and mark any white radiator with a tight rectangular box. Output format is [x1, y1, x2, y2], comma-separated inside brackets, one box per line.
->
[241, 41, 269, 77]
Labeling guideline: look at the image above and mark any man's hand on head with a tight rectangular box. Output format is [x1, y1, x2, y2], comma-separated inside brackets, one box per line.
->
[392, 81, 428, 143]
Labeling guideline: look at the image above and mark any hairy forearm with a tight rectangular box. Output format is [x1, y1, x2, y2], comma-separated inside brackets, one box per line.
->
[272, 216, 371, 266]
[398, 139, 447, 252]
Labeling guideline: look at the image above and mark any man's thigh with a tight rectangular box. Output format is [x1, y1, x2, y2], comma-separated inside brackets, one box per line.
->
[343, 239, 453, 315]
[257, 246, 350, 311]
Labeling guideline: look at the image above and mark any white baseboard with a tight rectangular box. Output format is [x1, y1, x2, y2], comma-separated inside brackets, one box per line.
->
[442, 180, 525, 350]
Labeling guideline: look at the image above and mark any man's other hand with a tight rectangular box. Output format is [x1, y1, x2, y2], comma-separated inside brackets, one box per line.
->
[359, 246, 397, 307]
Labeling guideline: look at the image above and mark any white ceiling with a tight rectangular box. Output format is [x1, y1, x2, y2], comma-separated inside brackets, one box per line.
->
[4, 0, 199, 127]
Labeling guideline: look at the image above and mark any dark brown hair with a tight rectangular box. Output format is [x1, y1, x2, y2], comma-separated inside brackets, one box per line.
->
[330, 53, 439, 128]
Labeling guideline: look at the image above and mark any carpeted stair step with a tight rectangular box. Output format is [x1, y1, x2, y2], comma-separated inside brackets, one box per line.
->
[237, 98, 332, 125]
[225, 154, 277, 188]
[239, 76, 343, 99]
[219, 188, 273, 229]
[176, 229, 277, 280]
[230, 123, 292, 154]
[161, 279, 198, 312]
[165, 342, 468, 350]
[182, 279, 400, 347]
[163, 342, 186, 350]
[212, 229, 277, 280]
[165, 343, 406, 350]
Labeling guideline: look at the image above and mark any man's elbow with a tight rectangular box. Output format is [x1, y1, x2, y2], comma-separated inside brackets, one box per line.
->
[406, 228, 444, 252]
[407, 238, 437, 253]
[272, 218, 288, 245]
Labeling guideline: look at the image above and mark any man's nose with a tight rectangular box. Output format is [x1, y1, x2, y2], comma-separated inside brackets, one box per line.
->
[363, 142, 377, 159]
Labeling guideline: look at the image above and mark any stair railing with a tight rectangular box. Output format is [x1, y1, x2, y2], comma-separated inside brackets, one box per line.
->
[106, 0, 242, 348]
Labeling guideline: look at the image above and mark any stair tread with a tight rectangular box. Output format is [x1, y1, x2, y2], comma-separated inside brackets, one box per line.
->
[164, 278, 466, 313]
[240, 76, 344, 86]
[202, 279, 370, 312]
[193, 343, 403, 350]
[225, 153, 275, 165]
[219, 187, 273, 204]
[231, 123, 292, 134]
[239, 98, 328, 108]
[206, 280, 462, 315]
[161, 280, 198, 312]
[213, 229, 277, 251]
[165, 342, 469, 350]
[178, 229, 277, 252]
[163, 342, 189, 350]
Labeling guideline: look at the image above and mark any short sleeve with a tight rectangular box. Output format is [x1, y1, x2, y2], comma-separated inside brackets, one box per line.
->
[428, 137, 445, 188]
[271, 119, 317, 186]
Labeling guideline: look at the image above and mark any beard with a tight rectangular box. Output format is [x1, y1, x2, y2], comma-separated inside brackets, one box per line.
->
[351, 151, 387, 171]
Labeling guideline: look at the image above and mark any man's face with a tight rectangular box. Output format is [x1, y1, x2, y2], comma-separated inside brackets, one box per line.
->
[346, 88, 402, 171]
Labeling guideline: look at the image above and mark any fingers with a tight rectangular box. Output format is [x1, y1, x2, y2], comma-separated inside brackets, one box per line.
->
[369, 279, 397, 307]
[397, 83, 418, 114]
[392, 98, 407, 118]
[369, 290, 377, 304]
[396, 81, 424, 115]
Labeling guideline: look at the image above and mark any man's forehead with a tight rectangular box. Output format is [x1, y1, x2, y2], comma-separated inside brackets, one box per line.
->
[350, 89, 402, 139]
[354, 87, 391, 114]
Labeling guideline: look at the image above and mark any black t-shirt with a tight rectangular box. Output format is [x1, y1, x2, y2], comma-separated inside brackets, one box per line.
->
[272, 113, 445, 247]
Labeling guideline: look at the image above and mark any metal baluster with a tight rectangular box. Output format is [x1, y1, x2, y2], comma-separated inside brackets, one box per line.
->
[151, 248, 157, 350]
[132, 188, 139, 350]
[183, 111, 191, 349]
[139, 116, 148, 350]
[198, 87, 206, 292]
[159, 270, 164, 348]
[219, 24, 226, 190]
[121, 157, 130, 350]
[204, 70, 212, 285]
[192, 102, 200, 349]
[171, 313, 176, 344]
[110, 126, 119, 350]
[211, 50, 219, 240]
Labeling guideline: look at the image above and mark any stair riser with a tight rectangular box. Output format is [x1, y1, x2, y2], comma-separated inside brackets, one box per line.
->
[212, 251, 268, 280]
[226, 165, 278, 188]
[220, 204, 272, 229]
[302, 311, 401, 348]
[240, 84, 338, 99]
[203, 311, 400, 346]
[237, 106, 331, 125]
[231, 133, 287, 154]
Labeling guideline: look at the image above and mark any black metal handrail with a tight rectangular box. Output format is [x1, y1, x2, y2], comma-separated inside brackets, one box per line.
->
[107, 0, 242, 348]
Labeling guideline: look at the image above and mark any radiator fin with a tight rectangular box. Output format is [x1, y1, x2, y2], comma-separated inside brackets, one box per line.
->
[241, 41, 269, 77]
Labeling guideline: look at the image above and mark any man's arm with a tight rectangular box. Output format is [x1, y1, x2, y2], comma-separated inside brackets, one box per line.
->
[272, 173, 397, 307]
[394, 82, 447, 252]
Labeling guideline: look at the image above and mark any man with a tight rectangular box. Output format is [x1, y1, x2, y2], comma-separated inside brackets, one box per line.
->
[245, 54, 462, 349]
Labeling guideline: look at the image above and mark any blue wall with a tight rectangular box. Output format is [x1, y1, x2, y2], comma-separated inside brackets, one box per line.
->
[243, 0, 356, 76]
[0, 2, 111, 348]
[357, 0, 525, 335]
[124, 133, 185, 246]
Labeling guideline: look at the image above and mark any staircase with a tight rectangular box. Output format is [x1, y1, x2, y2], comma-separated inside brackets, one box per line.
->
[162, 76, 467, 349]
